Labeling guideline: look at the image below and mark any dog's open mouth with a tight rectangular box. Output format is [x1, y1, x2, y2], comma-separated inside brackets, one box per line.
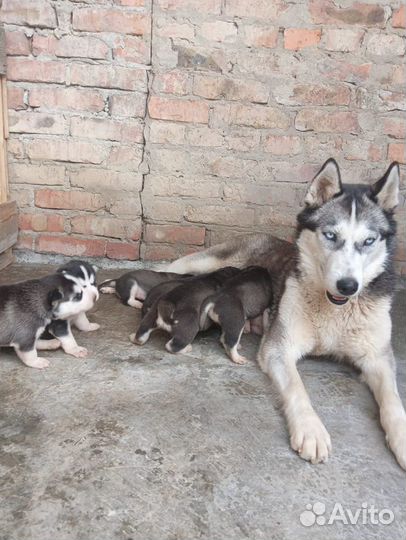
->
[326, 291, 349, 306]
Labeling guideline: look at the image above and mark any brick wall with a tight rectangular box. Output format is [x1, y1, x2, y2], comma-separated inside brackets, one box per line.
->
[1, 0, 405, 270]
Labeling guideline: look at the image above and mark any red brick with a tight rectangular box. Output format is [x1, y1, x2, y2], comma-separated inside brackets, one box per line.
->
[16, 232, 35, 251]
[1, 0, 57, 28]
[72, 8, 150, 36]
[113, 36, 150, 64]
[71, 216, 141, 240]
[115, 0, 145, 6]
[29, 87, 105, 112]
[109, 93, 147, 118]
[263, 135, 302, 155]
[142, 243, 180, 261]
[32, 34, 57, 56]
[383, 118, 406, 139]
[35, 190, 104, 211]
[70, 117, 143, 144]
[7, 87, 26, 110]
[276, 84, 351, 106]
[393, 5, 405, 28]
[9, 111, 68, 135]
[33, 34, 109, 59]
[37, 235, 106, 257]
[388, 143, 406, 164]
[309, 0, 386, 27]
[106, 241, 140, 260]
[7, 58, 65, 84]
[19, 212, 64, 233]
[153, 71, 190, 95]
[25, 139, 109, 164]
[295, 110, 359, 134]
[144, 224, 205, 245]
[71, 64, 147, 92]
[284, 28, 321, 50]
[157, 0, 221, 14]
[5, 30, 30, 55]
[148, 97, 209, 123]
[325, 61, 371, 83]
[193, 75, 268, 103]
[242, 25, 278, 48]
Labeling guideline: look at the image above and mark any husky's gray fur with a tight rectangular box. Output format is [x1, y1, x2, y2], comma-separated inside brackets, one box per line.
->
[167, 159, 406, 470]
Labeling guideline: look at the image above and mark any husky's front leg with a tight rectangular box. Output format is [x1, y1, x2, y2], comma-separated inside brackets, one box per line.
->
[358, 347, 406, 470]
[48, 320, 88, 358]
[258, 319, 331, 463]
[72, 311, 100, 332]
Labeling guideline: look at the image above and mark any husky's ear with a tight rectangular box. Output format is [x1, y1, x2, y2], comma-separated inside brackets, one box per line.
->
[304, 158, 342, 206]
[372, 162, 400, 211]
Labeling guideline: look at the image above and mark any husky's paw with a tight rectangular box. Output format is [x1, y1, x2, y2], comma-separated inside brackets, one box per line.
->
[25, 357, 50, 369]
[84, 322, 100, 332]
[386, 417, 406, 470]
[290, 415, 332, 464]
[99, 286, 115, 294]
[229, 350, 248, 365]
[130, 333, 146, 345]
[127, 299, 143, 309]
[65, 346, 88, 358]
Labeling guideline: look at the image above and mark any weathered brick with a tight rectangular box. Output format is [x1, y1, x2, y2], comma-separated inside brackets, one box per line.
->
[324, 61, 371, 83]
[199, 21, 237, 42]
[71, 216, 141, 240]
[393, 5, 405, 28]
[19, 212, 64, 233]
[146, 174, 221, 198]
[25, 139, 109, 164]
[383, 118, 406, 139]
[309, 0, 387, 27]
[1, 0, 57, 28]
[284, 28, 321, 50]
[29, 87, 105, 112]
[295, 110, 359, 133]
[152, 71, 190, 96]
[155, 21, 194, 40]
[9, 111, 68, 135]
[10, 187, 33, 208]
[322, 28, 364, 52]
[344, 140, 384, 162]
[366, 33, 405, 57]
[108, 196, 142, 217]
[113, 36, 150, 64]
[211, 103, 290, 129]
[7, 87, 26, 110]
[142, 243, 181, 261]
[7, 58, 66, 84]
[388, 143, 405, 164]
[242, 25, 278, 48]
[9, 163, 65, 186]
[148, 97, 209, 123]
[378, 91, 406, 112]
[15, 232, 35, 251]
[186, 204, 255, 227]
[35, 189, 104, 211]
[70, 167, 143, 192]
[224, 0, 285, 19]
[223, 182, 305, 207]
[37, 235, 106, 257]
[193, 75, 269, 103]
[70, 117, 143, 144]
[107, 145, 143, 171]
[143, 197, 186, 222]
[109, 93, 147, 118]
[71, 64, 147, 92]
[106, 241, 140, 260]
[157, 0, 221, 14]
[263, 135, 302, 155]
[273, 83, 351, 106]
[72, 8, 150, 35]
[145, 224, 205, 245]
[187, 126, 223, 147]
[5, 30, 30, 55]
[149, 121, 186, 144]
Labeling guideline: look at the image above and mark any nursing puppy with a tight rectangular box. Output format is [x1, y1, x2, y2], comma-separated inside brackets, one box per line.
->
[44, 261, 99, 358]
[98, 270, 191, 308]
[140, 276, 197, 317]
[201, 266, 273, 364]
[130, 267, 240, 353]
[0, 272, 94, 369]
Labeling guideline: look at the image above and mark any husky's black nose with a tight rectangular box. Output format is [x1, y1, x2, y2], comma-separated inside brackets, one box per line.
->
[336, 278, 359, 296]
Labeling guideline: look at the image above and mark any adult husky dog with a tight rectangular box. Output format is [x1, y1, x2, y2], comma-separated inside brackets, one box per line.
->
[167, 159, 406, 469]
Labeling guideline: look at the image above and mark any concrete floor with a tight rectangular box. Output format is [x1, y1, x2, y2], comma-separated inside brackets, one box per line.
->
[0, 263, 405, 540]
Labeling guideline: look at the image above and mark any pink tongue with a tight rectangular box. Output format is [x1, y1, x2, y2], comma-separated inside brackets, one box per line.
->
[332, 294, 346, 301]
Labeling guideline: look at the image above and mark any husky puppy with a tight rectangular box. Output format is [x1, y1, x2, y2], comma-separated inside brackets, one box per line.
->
[140, 276, 197, 317]
[130, 267, 240, 354]
[166, 160, 406, 470]
[201, 266, 273, 364]
[43, 260, 100, 358]
[98, 270, 192, 308]
[0, 272, 94, 369]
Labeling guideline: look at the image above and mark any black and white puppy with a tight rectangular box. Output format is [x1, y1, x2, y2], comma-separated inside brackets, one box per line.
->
[44, 260, 99, 358]
[0, 272, 95, 369]
[201, 266, 273, 364]
[98, 270, 192, 308]
[130, 267, 240, 354]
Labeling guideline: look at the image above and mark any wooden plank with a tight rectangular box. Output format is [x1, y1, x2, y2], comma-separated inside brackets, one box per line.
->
[0, 26, 6, 76]
[0, 210, 18, 253]
[1, 77, 9, 139]
[0, 248, 14, 271]
[0, 200, 17, 222]
[0, 77, 8, 203]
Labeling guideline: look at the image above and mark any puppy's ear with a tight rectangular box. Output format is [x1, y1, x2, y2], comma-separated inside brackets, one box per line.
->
[305, 158, 342, 206]
[48, 288, 63, 307]
[372, 162, 400, 211]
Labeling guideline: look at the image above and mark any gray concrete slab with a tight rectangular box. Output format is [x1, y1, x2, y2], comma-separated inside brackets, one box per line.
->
[0, 264, 405, 540]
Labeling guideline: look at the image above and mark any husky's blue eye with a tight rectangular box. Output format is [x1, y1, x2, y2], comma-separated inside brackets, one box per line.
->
[364, 237, 376, 246]
[323, 231, 337, 242]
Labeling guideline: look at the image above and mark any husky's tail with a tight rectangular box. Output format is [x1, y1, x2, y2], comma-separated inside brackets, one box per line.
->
[98, 278, 117, 294]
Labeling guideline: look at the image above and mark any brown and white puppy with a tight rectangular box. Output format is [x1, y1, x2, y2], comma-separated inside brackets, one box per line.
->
[130, 267, 240, 354]
[201, 266, 273, 364]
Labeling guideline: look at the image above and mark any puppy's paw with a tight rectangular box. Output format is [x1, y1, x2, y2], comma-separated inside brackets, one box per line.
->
[25, 357, 50, 369]
[85, 322, 100, 332]
[165, 340, 192, 354]
[127, 299, 143, 309]
[230, 353, 248, 365]
[65, 346, 88, 358]
[129, 333, 144, 345]
[290, 415, 332, 464]
[386, 416, 406, 470]
[99, 286, 115, 294]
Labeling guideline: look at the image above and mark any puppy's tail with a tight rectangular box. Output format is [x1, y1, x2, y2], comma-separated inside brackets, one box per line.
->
[98, 278, 117, 294]
[199, 296, 217, 330]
